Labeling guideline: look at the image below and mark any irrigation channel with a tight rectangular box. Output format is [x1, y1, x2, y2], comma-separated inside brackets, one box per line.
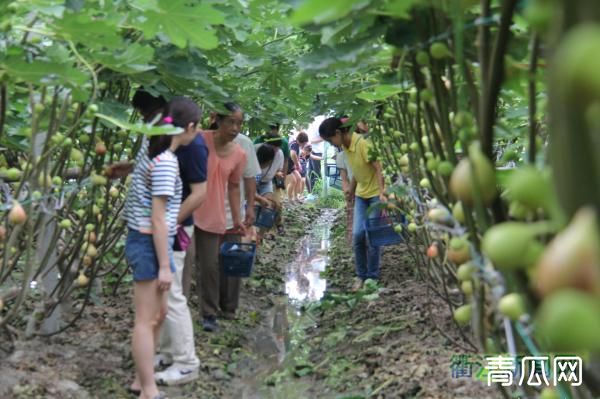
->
[232, 209, 336, 398]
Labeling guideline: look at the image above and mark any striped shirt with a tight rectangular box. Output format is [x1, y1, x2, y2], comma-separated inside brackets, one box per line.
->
[123, 143, 182, 236]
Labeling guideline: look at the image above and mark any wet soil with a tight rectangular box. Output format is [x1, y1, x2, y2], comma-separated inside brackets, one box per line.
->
[0, 204, 498, 399]
[278, 217, 498, 399]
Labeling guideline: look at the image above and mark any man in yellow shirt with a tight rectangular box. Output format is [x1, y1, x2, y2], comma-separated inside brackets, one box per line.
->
[319, 117, 387, 291]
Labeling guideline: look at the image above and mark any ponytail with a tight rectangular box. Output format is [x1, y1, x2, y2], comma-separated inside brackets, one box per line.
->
[318, 117, 350, 139]
[148, 97, 200, 158]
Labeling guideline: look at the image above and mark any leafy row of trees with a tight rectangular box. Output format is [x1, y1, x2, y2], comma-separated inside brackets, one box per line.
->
[0, 0, 324, 337]
[288, 1, 598, 398]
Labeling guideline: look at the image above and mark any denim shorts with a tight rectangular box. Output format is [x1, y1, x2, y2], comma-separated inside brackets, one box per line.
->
[257, 180, 273, 195]
[125, 229, 175, 281]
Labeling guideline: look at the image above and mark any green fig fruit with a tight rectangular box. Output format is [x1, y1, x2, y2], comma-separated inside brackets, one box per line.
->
[535, 290, 600, 352]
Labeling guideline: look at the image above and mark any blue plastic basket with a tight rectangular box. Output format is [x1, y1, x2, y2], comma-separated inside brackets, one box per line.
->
[220, 242, 257, 277]
[365, 215, 406, 247]
[254, 205, 278, 229]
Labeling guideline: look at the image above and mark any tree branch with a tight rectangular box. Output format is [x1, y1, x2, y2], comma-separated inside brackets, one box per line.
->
[480, 0, 518, 160]
[527, 35, 540, 164]
[0, 83, 6, 141]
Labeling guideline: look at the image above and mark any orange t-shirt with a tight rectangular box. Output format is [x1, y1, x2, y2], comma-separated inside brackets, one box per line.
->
[193, 131, 247, 234]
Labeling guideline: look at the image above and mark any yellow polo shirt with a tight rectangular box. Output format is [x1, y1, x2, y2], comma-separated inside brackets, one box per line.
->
[343, 133, 379, 198]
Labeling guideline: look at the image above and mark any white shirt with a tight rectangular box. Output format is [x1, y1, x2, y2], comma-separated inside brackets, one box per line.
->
[336, 150, 354, 182]
[306, 115, 326, 154]
[225, 134, 261, 229]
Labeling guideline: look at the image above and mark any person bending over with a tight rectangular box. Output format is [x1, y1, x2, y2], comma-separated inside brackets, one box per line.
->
[318, 117, 386, 292]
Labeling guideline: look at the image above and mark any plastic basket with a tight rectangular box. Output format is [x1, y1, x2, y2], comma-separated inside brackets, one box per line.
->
[220, 242, 257, 277]
[365, 215, 406, 247]
[254, 205, 278, 229]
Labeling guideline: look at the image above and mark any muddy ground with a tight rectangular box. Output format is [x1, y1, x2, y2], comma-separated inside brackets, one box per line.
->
[0, 204, 498, 399]
[269, 215, 498, 399]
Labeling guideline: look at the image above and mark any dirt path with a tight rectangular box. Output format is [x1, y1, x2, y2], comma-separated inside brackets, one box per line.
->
[0, 205, 498, 398]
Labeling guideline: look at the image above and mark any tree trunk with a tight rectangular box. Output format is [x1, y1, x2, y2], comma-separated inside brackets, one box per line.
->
[548, 0, 600, 220]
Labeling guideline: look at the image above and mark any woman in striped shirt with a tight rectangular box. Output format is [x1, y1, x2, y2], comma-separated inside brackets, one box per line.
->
[123, 97, 200, 399]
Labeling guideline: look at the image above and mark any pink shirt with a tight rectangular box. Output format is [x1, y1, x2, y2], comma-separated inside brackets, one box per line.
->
[194, 131, 246, 234]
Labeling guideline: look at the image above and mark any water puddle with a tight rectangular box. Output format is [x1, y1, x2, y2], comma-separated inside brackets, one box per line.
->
[285, 212, 333, 303]
[235, 209, 337, 398]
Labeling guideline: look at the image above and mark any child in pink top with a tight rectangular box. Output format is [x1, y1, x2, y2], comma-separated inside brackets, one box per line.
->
[192, 102, 247, 332]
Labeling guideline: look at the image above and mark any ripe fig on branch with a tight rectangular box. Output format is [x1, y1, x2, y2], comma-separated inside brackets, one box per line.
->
[447, 237, 471, 264]
[535, 207, 600, 297]
[482, 222, 550, 271]
[449, 143, 496, 207]
[8, 201, 26, 225]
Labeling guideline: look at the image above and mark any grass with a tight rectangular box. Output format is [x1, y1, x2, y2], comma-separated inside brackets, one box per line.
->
[310, 178, 346, 209]
[316, 188, 345, 209]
